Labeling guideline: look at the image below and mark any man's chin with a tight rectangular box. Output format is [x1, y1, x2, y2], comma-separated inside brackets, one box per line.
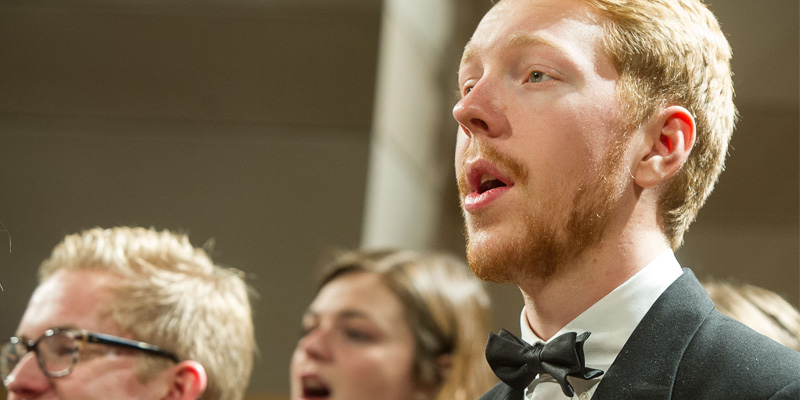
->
[465, 239, 523, 284]
[468, 261, 517, 284]
[464, 222, 566, 284]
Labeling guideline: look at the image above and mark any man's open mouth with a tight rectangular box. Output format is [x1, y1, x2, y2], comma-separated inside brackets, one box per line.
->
[478, 173, 508, 194]
[460, 159, 516, 211]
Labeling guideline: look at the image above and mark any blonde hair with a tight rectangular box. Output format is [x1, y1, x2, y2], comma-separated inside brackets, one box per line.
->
[703, 279, 800, 351]
[580, 0, 736, 249]
[317, 249, 496, 400]
[38, 227, 255, 400]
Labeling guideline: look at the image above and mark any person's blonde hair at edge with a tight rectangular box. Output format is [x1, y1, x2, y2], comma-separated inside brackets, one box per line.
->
[38, 226, 255, 400]
[703, 279, 800, 351]
[317, 249, 497, 400]
[575, 0, 736, 249]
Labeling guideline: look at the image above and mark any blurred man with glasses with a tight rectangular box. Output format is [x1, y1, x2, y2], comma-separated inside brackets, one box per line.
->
[2, 226, 255, 400]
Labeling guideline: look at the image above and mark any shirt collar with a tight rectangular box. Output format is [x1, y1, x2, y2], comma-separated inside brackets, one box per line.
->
[519, 249, 683, 370]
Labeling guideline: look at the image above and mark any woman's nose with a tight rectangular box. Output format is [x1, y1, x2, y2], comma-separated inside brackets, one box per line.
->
[298, 329, 332, 362]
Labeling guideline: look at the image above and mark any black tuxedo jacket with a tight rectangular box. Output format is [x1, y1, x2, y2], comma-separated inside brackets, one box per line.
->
[480, 269, 800, 400]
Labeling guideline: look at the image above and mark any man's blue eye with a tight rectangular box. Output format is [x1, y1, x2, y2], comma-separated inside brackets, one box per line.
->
[529, 71, 551, 83]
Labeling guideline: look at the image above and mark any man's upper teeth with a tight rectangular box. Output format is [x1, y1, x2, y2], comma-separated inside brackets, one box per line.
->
[480, 173, 496, 184]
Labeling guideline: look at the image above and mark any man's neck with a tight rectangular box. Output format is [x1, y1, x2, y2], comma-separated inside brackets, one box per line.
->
[518, 230, 670, 341]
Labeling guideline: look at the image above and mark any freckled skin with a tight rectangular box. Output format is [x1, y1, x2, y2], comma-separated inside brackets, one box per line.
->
[453, 0, 628, 283]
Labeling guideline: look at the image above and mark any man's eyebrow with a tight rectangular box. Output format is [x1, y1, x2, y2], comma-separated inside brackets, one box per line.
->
[459, 41, 475, 70]
[505, 33, 562, 53]
[459, 34, 565, 71]
[17, 325, 79, 341]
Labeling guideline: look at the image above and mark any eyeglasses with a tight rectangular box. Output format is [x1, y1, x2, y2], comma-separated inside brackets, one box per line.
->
[1, 328, 178, 385]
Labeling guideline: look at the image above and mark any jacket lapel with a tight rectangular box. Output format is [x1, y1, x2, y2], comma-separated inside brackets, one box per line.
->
[480, 381, 525, 400]
[592, 269, 714, 400]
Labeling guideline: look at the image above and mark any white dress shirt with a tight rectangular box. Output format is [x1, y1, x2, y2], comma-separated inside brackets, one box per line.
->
[519, 250, 683, 400]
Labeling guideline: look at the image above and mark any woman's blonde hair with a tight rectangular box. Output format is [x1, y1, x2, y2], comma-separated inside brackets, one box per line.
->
[703, 279, 800, 351]
[317, 249, 496, 400]
[39, 226, 255, 400]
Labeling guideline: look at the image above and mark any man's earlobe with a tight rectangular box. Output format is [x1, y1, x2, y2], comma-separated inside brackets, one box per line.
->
[164, 361, 207, 400]
[633, 106, 695, 188]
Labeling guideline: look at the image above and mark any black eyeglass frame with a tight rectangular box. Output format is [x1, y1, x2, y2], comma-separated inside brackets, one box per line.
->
[2, 327, 178, 382]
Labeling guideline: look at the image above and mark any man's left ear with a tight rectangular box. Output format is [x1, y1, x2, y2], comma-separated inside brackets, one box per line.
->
[633, 105, 696, 188]
[163, 361, 207, 400]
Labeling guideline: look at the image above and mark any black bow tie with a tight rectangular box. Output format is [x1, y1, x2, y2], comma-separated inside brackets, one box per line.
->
[485, 329, 604, 397]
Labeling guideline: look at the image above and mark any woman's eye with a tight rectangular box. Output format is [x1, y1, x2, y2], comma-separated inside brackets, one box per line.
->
[344, 329, 373, 342]
[528, 71, 553, 83]
[463, 86, 473, 96]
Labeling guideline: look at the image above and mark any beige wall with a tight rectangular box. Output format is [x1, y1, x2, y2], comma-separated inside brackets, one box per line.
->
[0, 1, 381, 396]
[0, 1, 796, 399]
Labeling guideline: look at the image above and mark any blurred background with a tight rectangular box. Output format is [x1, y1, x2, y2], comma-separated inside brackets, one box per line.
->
[0, 0, 797, 398]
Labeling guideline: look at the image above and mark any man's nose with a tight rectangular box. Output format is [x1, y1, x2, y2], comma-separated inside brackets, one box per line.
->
[452, 81, 510, 139]
[5, 352, 51, 397]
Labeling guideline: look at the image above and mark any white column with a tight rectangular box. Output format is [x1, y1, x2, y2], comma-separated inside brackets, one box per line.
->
[361, 0, 458, 250]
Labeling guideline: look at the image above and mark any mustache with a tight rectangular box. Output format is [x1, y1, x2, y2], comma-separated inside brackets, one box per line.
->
[457, 141, 529, 195]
